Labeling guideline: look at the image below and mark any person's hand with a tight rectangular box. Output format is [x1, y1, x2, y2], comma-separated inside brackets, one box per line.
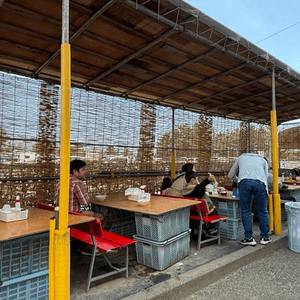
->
[208, 173, 215, 182]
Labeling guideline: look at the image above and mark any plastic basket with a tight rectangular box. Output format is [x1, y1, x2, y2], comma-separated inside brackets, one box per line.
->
[134, 230, 190, 271]
[0, 209, 28, 223]
[134, 207, 190, 241]
[0, 232, 49, 281]
[107, 220, 136, 238]
[211, 198, 241, 219]
[219, 218, 244, 240]
[0, 273, 48, 300]
[92, 205, 135, 224]
[219, 214, 254, 240]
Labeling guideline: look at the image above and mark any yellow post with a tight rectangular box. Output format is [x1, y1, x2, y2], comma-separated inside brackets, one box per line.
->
[54, 228, 70, 299]
[170, 108, 176, 179]
[171, 152, 176, 179]
[270, 110, 281, 235]
[51, 43, 71, 299]
[49, 219, 55, 300]
[59, 43, 71, 232]
[268, 194, 274, 231]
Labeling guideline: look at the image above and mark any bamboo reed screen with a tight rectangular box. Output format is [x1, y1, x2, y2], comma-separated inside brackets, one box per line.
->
[0, 72, 298, 206]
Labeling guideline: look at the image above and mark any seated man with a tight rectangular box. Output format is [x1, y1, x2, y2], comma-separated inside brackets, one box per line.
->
[182, 170, 219, 236]
[55, 159, 89, 212]
[267, 170, 283, 192]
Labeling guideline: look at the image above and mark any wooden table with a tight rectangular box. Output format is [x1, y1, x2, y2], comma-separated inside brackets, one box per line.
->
[280, 184, 300, 201]
[283, 181, 300, 185]
[0, 206, 94, 296]
[90, 192, 197, 215]
[208, 193, 239, 201]
[0, 206, 94, 242]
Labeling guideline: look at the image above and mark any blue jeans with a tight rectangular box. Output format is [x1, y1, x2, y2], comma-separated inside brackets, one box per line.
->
[238, 179, 269, 239]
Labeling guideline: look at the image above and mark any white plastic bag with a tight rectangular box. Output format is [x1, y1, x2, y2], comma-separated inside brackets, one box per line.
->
[125, 188, 143, 201]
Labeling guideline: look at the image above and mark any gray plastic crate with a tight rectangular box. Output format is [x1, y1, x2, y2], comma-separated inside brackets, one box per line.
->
[93, 205, 135, 224]
[0, 232, 49, 282]
[107, 220, 136, 238]
[0, 272, 48, 300]
[134, 230, 190, 271]
[219, 214, 254, 240]
[219, 218, 244, 240]
[134, 207, 190, 242]
[212, 198, 241, 219]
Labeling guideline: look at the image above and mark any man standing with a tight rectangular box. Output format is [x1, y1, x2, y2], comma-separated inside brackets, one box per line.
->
[56, 159, 89, 212]
[228, 153, 271, 246]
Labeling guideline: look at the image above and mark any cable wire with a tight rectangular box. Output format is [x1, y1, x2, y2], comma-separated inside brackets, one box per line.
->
[256, 20, 300, 44]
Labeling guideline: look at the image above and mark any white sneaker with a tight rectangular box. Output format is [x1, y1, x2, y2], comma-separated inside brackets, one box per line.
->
[260, 237, 272, 245]
[239, 237, 257, 246]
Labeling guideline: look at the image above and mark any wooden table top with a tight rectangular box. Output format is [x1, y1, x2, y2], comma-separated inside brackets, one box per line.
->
[210, 193, 240, 201]
[282, 181, 300, 186]
[90, 193, 197, 215]
[280, 185, 300, 191]
[0, 206, 94, 242]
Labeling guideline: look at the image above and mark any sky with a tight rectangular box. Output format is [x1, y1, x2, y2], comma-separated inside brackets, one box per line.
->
[186, 0, 300, 73]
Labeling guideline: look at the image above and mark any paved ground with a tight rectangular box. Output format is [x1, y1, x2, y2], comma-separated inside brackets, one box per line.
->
[70, 221, 290, 300]
[183, 246, 300, 300]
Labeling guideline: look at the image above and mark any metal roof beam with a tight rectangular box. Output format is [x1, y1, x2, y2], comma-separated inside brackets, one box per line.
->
[123, 48, 218, 97]
[84, 28, 178, 88]
[157, 63, 247, 104]
[205, 87, 281, 113]
[211, 85, 300, 115]
[34, 0, 118, 77]
[185, 75, 270, 108]
[124, 0, 300, 88]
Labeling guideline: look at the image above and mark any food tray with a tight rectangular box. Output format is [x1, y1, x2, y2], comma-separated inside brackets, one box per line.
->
[0, 209, 28, 222]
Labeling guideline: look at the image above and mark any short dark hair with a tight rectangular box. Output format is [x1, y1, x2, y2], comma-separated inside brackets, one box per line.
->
[185, 170, 197, 183]
[182, 163, 194, 173]
[160, 177, 172, 193]
[70, 159, 86, 174]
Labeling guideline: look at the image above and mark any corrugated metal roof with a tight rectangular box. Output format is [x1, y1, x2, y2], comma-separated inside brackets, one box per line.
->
[0, 0, 300, 124]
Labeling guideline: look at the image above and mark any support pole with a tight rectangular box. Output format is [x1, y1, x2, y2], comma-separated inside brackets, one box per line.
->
[271, 69, 281, 235]
[247, 122, 250, 152]
[49, 219, 55, 300]
[49, 1, 71, 299]
[171, 108, 175, 178]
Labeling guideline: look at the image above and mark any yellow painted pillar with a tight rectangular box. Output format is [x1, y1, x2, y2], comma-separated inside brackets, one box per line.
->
[268, 194, 274, 232]
[49, 219, 55, 300]
[171, 108, 176, 178]
[171, 152, 175, 179]
[48, 2, 71, 299]
[51, 42, 71, 300]
[53, 228, 70, 299]
[270, 110, 281, 235]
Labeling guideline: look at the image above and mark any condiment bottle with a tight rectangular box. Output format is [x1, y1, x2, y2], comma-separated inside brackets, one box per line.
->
[282, 173, 285, 182]
[289, 173, 293, 182]
[15, 196, 21, 211]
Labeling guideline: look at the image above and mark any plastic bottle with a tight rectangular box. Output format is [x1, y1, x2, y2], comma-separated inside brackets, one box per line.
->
[213, 182, 218, 194]
[289, 173, 293, 182]
[15, 196, 21, 211]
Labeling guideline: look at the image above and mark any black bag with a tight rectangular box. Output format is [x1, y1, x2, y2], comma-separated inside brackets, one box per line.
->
[293, 168, 300, 176]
